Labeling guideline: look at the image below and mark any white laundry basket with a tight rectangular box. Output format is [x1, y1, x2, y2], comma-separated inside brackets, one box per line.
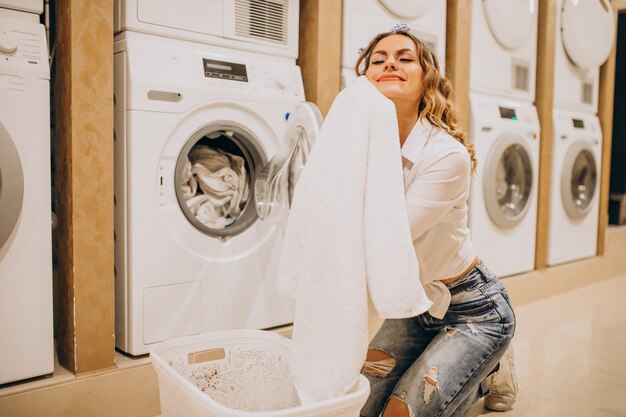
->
[150, 329, 370, 417]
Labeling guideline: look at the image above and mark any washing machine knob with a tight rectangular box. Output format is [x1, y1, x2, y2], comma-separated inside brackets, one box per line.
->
[0, 29, 18, 55]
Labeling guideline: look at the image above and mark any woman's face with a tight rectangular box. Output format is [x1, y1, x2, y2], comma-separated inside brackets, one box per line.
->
[365, 34, 424, 107]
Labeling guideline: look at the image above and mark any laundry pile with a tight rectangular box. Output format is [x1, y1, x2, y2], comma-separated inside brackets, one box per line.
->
[180, 145, 249, 229]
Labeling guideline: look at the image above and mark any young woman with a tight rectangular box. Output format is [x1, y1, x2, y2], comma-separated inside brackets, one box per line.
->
[356, 29, 516, 417]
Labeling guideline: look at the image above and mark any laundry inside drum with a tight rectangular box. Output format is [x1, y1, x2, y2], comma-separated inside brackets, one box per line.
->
[176, 129, 259, 237]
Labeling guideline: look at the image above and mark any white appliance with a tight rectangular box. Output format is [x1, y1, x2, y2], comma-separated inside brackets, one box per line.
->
[0, 5, 53, 384]
[341, 0, 446, 86]
[547, 109, 602, 265]
[0, 0, 42, 14]
[553, 0, 614, 113]
[468, 92, 540, 277]
[469, 0, 538, 101]
[114, 31, 321, 355]
[114, 0, 299, 59]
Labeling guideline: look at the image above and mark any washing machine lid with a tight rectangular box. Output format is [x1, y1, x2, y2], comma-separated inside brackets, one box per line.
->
[378, 0, 432, 19]
[483, 0, 536, 50]
[255, 102, 322, 224]
[561, 0, 614, 71]
[483, 132, 534, 228]
[0, 122, 24, 249]
[561, 140, 597, 219]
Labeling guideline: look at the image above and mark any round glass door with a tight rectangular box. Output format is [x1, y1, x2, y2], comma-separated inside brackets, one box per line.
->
[255, 102, 322, 224]
[483, 133, 533, 228]
[0, 122, 24, 250]
[561, 142, 597, 219]
[561, 0, 614, 70]
[483, 0, 536, 50]
[174, 124, 266, 239]
[378, 0, 432, 19]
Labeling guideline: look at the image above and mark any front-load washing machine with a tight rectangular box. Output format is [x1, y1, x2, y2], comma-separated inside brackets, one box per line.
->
[0, 6, 53, 384]
[553, 0, 614, 113]
[547, 109, 602, 265]
[114, 31, 321, 355]
[341, 0, 446, 87]
[468, 92, 540, 278]
[469, 0, 538, 101]
[114, 0, 300, 59]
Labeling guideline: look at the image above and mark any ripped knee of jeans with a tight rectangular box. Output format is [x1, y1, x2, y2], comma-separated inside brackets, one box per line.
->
[382, 395, 413, 417]
[362, 349, 396, 377]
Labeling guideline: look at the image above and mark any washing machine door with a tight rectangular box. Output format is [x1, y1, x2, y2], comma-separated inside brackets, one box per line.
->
[483, 0, 536, 50]
[255, 102, 322, 224]
[561, 141, 597, 219]
[483, 132, 534, 228]
[378, 0, 432, 19]
[174, 122, 267, 240]
[0, 122, 24, 250]
[561, 0, 614, 71]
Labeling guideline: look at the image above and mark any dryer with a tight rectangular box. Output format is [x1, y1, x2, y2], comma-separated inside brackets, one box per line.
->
[469, 0, 538, 101]
[114, 31, 321, 355]
[0, 5, 53, 384]
[553, 0, 614, 113]
[114, 0, 299, 59]
[547, 109, 602, 265]
[468, 92, 540, 278]
[341, 0, 446, 87]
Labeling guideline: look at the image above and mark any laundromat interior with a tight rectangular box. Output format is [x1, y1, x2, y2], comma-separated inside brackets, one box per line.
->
[1, 0, 626, 416]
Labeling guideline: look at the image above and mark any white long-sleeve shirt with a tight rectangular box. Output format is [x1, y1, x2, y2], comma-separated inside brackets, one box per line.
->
[401, 118, 477, 319]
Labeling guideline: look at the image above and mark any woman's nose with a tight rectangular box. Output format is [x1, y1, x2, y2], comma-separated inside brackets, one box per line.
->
[384, 58, 398, 71]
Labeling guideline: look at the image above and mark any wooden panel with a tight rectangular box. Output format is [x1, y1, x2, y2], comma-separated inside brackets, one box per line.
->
[298, 0, 342, 116]
[445, 0, 472, 133]
[534, 0, 558, 269]
[597, 2, 623, 254]
[53, 0, 115, 374]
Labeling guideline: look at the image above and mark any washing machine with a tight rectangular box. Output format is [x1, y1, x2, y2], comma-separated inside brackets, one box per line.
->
[468, 92, 540, 278]
[546, 109, 602, 265]
[469, 0, 538, 101]
[341, 0, 446, 87]
[0, 4, 53, 384]
[114, 0, 299, 59]
[553, 0, 614, 113]
[114, 31, 321, 355]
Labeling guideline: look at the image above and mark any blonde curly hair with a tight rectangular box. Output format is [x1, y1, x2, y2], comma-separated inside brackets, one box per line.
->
[355, 30, 477, 173]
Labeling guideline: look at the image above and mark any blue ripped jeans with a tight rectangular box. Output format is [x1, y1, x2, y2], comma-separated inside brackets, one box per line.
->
[360, 260, 516, 417]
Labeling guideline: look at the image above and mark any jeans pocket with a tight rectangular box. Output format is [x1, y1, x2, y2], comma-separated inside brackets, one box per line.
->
[447, 296, 495, 317]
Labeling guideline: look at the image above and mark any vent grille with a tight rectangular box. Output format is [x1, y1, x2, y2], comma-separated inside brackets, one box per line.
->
[235, 0, 289, 45]
[512, 61, 530, 91]
[582, 81, 594, 104]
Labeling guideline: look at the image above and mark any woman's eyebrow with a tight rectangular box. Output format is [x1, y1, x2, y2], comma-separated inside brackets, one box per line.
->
[371, 48, 416, 56]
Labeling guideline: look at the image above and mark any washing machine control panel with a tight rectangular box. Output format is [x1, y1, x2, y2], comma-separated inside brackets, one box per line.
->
[200, 53, 304, 100]
[554, 110, 602, 145]
[0, 16, 48, 80]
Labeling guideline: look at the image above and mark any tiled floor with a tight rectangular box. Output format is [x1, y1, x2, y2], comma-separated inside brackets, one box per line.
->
[465, 273, 626, 417]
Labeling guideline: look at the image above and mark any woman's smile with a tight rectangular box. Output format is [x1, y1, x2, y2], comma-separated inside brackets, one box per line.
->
[377, 74, 405, 82]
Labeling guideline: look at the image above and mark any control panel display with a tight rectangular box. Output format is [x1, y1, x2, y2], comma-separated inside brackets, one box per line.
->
[499, 107, 517, 120]
[203, 58, 248, 82]
[572, 118, 585, 129]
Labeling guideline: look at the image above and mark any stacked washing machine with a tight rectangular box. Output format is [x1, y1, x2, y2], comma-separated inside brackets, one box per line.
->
[113, 0, 322, 355]
[467, 0, 541, 277]
[341, 0, 446, 87]
[546, 0, 614, 265]
[0, 0, 53, 383]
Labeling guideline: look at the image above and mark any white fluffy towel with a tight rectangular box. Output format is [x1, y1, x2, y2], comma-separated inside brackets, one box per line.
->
[276, 76, 433, 404]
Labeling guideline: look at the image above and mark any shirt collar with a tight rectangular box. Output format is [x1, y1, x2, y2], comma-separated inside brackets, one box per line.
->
[401, 117, 434, 165]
